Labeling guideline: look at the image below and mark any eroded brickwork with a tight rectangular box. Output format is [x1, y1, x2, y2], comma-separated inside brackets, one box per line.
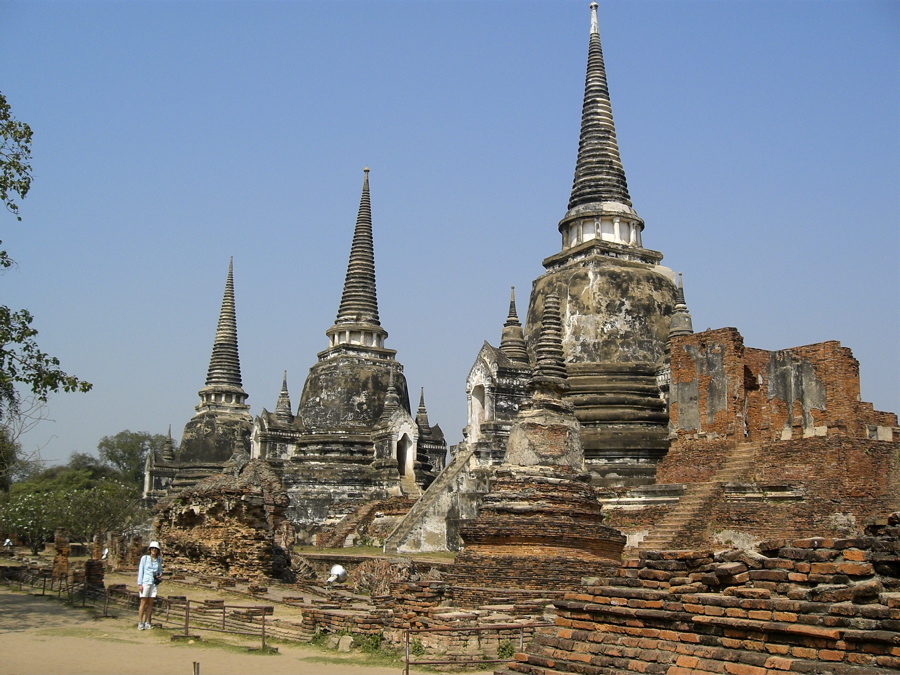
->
[506, 515, 900, 675]
[154, 459, 294, 580]
[670, 328, 897, 443]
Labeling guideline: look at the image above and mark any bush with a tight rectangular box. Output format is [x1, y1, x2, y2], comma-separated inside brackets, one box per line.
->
[498, 639, 516, 660]
[409, 637, 425, 656]
[358, 631, 384, 653]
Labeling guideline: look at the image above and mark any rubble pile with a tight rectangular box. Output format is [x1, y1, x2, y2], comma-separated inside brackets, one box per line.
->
[154, 459, 294, 580]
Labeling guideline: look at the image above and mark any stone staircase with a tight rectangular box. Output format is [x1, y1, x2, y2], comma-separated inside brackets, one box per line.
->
[636, 442, 759, 551]
[383, 446, 475, 553]
[320, 502, 380, 549]
[399, 474, 422, 498]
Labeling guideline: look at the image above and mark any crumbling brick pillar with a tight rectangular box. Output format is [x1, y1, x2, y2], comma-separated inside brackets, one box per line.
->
[52, 529, 69, 581]
[126, 536, 143, 567]
[84, 559, 105, 588]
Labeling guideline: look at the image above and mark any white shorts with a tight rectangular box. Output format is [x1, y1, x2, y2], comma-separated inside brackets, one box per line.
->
[139, 584, 158, 598]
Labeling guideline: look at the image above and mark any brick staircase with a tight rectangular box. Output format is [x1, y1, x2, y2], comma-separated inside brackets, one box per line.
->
[636, 442, 759, 551]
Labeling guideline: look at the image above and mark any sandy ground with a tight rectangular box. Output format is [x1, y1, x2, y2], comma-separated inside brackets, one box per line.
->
[0, 586, 491, 675]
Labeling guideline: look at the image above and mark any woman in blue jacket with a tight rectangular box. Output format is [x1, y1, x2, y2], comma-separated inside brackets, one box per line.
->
[136, 541, 162, 630]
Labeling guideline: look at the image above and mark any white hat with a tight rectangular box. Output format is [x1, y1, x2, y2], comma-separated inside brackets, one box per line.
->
[148, 541, 161, 550]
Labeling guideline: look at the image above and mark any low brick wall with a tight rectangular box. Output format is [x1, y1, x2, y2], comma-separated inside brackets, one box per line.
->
[506, 520, 900, 675]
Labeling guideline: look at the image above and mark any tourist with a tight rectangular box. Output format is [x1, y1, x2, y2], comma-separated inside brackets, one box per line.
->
[136, 541, 163, 630]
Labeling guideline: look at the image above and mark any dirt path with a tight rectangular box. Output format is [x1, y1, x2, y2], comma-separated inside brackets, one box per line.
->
[0, 587, 479, 675]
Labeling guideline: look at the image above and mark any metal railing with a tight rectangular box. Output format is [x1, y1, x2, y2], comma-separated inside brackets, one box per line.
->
[402, 622, 553, 675]
[0, 568, 276, 651]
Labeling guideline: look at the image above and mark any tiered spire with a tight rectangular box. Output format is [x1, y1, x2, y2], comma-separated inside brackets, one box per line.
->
[326, 169, 388, 350]
[668, 273, 694, 339]
[196, 258, 249, 414]
[274, 371, 294, 423]
[499, 287, 530, 364]
[205, 257, 243, 387]
[568, 2, 631, 211]
[381, 370, 401, 419]
[162, 425, 175, 462]
[555, 2, 647, 256]
[531, 293, 569, 394]
[415, 388, 433, 439]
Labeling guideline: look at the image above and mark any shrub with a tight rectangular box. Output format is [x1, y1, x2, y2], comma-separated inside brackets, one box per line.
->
[409, 637, 425, 656]
[498, 639, 516, 660]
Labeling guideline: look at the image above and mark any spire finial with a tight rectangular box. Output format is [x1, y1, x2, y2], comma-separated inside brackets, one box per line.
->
[500, 286, 530, 364]
[205, 257, 244, 388]
[529, 293, 571, 405]
[274, 371, 294, 423]
[507, 286, 518, 320]
[567, 1, 632, 211]
[162, 425, 175, 461]
[669, 273, 694, 338]
[330, 169, 384, 330]
[416, 386, 433, 438]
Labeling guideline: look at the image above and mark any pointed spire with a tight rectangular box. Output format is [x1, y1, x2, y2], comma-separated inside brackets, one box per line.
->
[195, 258, 249, 415]
[205, 257, 244, 388]
[531, 292, 570, 396]
[669, 273, 694, 339]
[568, 2, 631, 211]
[326, 168, 388, 350]
[381, 370, 400, 418]
[274, 371, 294, 423]
[415, 387, 433, 439]
[334, 168, 381, 326]
[162, 425, 175, 462]
[499, 287, 530, 364]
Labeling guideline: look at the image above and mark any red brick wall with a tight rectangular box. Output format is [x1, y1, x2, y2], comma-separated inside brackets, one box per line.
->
[669, 329, 897, 443]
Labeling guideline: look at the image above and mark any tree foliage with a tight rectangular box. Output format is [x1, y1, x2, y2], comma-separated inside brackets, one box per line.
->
[0, 91, 91, 421]
[0, 90, 31, 224]
[98, 430, 167, 487]
[0, 489, 66, 554]
[0, 426, 19, 492]
[0, 450, 145, 551]
[66, 480, 144, 543]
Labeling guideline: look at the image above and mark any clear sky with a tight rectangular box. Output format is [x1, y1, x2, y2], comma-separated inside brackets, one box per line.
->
[1, 0, 897, 467]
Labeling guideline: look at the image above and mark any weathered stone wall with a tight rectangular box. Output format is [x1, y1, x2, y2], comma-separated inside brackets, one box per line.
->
[507, 516, 900, 675]
[179, 412, 252, 463]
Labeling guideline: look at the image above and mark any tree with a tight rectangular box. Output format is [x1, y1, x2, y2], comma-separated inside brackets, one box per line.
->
[0, 489, 67, 554]
[97, 430, 167, 486]
[0, 91, 31, 224]
[0, 91, 91, 422]
[0, 427, 19, 492]
[10, 451, 124, 495]
[66, 480, 144, 543]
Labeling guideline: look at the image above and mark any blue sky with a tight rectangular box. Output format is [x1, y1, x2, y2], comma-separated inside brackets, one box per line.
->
[1, 1, 897, 466]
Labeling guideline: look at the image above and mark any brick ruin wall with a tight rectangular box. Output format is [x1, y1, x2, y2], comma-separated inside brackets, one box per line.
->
[668, 328, 897, 444]
[605, 436, 900, 551]
[154, 460, 294, 580]
[607, 328, 900, 548]
[507, 517, 900, 675]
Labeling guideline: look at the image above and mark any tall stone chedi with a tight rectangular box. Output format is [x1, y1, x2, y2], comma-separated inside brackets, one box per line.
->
[268, 169, 437, 540]
[180, 257, 252, 462]
[144, 259, 253, 502]
[524, 2, 677, 487]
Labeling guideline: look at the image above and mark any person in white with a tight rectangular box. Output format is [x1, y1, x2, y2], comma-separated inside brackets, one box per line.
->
[136, 541, 163, 630]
